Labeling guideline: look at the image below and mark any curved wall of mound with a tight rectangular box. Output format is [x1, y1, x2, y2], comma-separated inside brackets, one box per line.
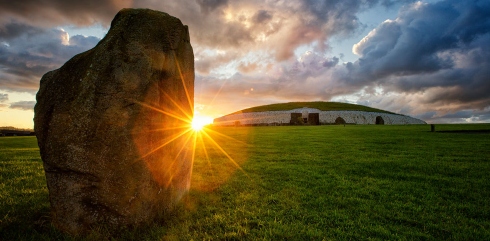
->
[213, 108, 426, 126]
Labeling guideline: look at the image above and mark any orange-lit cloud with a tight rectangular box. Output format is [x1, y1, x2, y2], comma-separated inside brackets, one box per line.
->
[1, 0, 490, 124]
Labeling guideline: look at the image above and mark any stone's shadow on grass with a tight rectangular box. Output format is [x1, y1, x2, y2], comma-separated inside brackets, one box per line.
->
[1, 204, 52, 236]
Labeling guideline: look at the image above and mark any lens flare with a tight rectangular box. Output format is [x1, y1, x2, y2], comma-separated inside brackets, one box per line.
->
[191, 116, 213, 131]
[131, 47, 248, 195]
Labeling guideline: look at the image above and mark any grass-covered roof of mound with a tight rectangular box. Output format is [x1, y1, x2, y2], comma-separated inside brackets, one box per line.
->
[227, 101, 399, 116]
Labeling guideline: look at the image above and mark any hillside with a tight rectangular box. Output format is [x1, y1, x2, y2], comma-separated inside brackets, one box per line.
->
[227, 101, 398, 116]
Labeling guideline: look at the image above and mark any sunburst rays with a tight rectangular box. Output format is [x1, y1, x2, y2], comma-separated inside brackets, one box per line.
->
[130, 48, 248, 193]
[134, 96, 248, 191]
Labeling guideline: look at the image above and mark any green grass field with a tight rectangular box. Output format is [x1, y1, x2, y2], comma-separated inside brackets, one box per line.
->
[1, 124, 490, 240]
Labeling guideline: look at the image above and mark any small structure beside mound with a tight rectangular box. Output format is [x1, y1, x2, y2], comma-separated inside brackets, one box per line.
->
[214, 104, 426, 126]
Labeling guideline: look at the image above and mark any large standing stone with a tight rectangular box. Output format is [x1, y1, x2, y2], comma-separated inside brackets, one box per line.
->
[34, 8, 194, 234]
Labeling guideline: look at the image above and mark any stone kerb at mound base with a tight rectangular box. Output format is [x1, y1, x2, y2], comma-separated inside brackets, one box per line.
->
[213, 108, 426, 126]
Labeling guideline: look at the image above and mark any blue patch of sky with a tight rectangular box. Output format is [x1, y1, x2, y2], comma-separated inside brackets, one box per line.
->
[62, 24, 108, 39]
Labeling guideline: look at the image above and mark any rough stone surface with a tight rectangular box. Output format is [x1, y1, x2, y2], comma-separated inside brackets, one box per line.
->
[34, 8, 194, 234]
[214, 108, 426, 126]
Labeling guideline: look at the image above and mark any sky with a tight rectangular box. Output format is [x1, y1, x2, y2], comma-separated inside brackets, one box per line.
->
[0, 0, 489, 129]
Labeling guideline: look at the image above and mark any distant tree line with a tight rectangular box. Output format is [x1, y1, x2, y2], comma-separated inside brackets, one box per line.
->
[0, 126, 34, 132]
[0, 126, 35, 136]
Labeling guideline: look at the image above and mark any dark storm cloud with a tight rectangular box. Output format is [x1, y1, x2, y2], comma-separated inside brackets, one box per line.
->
[468, 111, 490, 123]
[9, 100, 36, 110]
[271, 0, 367, 60]
[0, 93, 7, 101]
[0, 0, 413, 78]
[350, 0, 490, 80]
[138, 0, 414, 61]
[0, 0, 129, 27]
[195, 0, 490, 121]
[252, 10, 273, 24]
[0, 21, 45, 40]
[0, 0, 417, 65]
[380, 0, 414, 8]
[196, 51, 343, 108]
[136, 1, 255, 50]
[336, 0, 490, 112]
[0, 93, 7, 108]
[426, 109, 490, 124]
[2, 0, 488, 124]
[196, 0, 228, 14]
[303, 0, 375, 31]
[0, 26, 100, 92]
[322, 57, 339, 68]
[265, 0, 417, 60]
[194, 49, 243, 75]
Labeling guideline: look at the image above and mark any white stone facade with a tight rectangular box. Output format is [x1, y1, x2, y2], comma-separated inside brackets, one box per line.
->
[213, 108, 426, 125]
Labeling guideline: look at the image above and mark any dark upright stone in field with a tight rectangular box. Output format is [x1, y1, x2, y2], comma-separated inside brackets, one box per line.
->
[34, 8, 194, 235]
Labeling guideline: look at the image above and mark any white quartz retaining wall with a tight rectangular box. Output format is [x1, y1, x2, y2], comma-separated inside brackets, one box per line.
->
[214, 108, 426, 125]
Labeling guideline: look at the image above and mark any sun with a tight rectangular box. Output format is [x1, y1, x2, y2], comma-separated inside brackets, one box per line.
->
[191, 116, 213, 131]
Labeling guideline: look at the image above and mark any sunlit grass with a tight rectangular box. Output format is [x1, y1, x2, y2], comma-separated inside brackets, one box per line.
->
[1, 124, 490, 240]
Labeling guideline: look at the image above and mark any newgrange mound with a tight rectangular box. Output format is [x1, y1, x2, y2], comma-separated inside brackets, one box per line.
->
[213, 101, 426, 126]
